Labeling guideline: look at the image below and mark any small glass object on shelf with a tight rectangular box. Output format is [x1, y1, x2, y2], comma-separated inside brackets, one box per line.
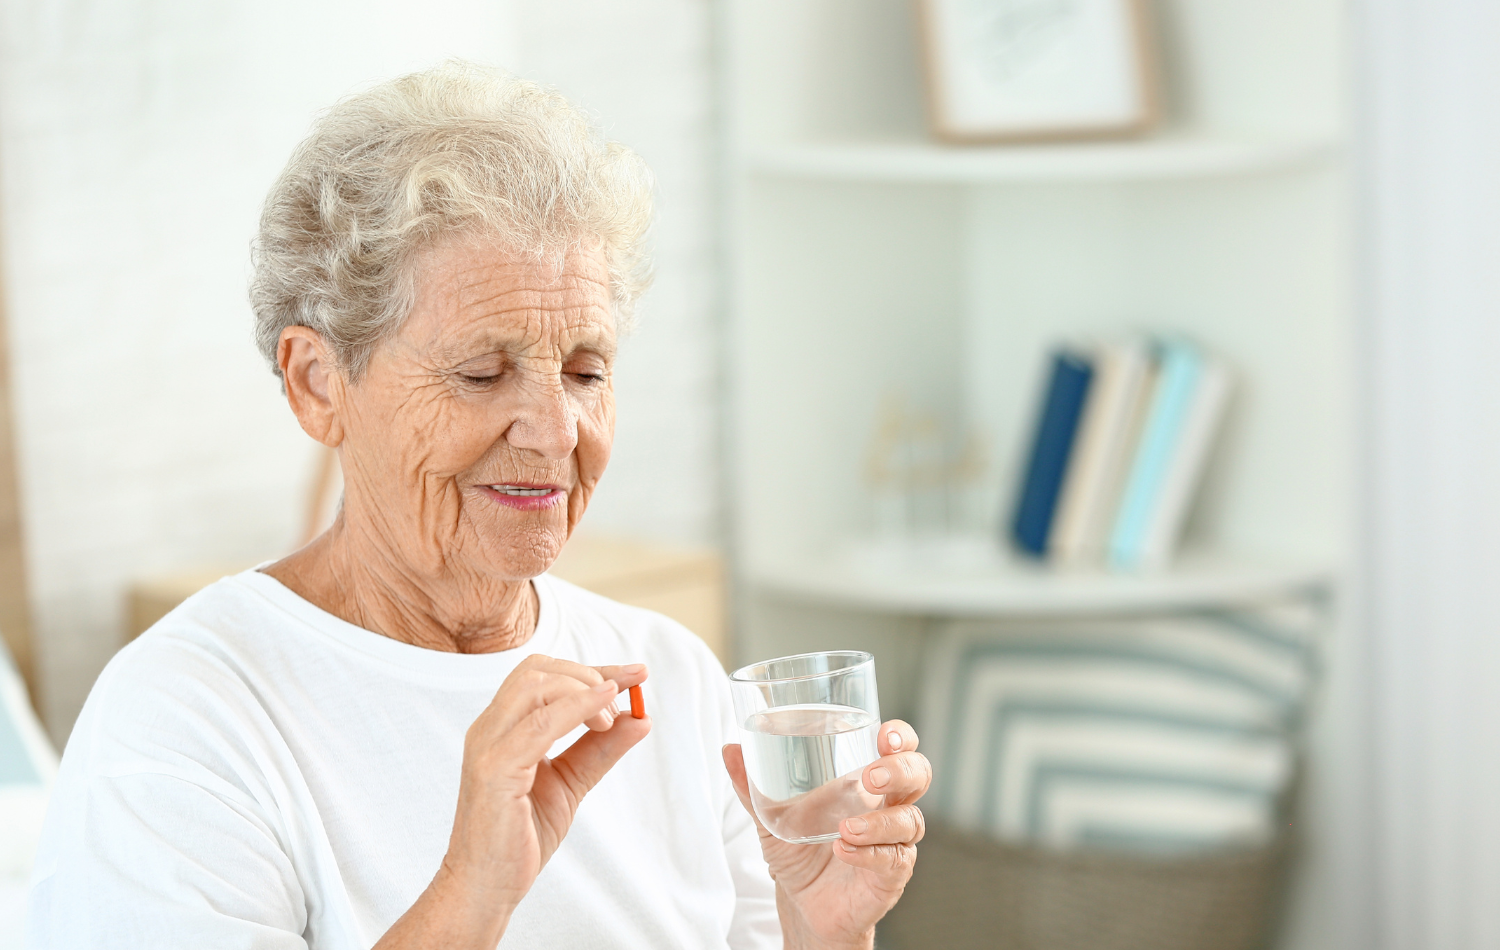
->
[865, 393, 987, 544]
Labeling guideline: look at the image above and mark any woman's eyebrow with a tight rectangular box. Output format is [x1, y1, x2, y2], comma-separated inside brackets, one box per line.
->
[433, 327, 618, 364]
[567, 334, 618, 362]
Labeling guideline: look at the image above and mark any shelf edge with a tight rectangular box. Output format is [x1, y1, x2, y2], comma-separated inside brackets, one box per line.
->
[746, 561, 1337, 617]
[741, 137, 1340, 184]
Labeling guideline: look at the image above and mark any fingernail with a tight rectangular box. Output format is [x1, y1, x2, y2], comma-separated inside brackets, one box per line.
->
[888, 731, 903, 751]
[845, 817, 868, 835]
[870, 767, 891, 788]
[623, 664, 645, 673]
[838, 839, 857, 852]
[593, 680, 617, 693]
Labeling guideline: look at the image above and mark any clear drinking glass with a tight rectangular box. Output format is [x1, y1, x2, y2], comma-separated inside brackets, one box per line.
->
[729, 651, 883, 844]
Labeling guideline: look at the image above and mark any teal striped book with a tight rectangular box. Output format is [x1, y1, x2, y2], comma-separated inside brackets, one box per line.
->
[1136, 355, 1233, 569]
[1108, 340, 1202, 570]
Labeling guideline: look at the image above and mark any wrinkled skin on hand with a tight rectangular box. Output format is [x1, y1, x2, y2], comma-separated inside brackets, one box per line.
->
[438, 656, 650, 927]
[724, 720, 931, 950]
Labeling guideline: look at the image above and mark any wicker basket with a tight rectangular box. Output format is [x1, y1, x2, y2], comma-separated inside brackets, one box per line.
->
[879, 821, 1293, 950]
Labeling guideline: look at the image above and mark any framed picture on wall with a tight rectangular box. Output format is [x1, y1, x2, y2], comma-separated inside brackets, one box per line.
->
[917, 0, 1160, 143]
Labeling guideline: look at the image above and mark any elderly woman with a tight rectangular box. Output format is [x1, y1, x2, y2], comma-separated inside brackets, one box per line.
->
[27, 63, 929, 949]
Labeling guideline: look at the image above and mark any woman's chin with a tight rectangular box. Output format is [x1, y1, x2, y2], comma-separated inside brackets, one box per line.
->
[466, 520, 568, 580]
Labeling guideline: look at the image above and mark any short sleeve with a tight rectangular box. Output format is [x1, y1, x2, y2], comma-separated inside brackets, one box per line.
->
[28, 771, 309, 949]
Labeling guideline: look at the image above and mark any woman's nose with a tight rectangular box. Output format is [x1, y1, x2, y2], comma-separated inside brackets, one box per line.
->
[505, 379, 578, 460]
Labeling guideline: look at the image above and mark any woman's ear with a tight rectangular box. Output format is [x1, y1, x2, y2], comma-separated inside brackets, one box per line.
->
[278, 326, 345, 447]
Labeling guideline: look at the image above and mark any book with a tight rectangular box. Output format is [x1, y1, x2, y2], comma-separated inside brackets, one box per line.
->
[1133, 355, 1233, 569]
[1093, 348, 1160, 561]
[1011, 350, 1094, 558]
[1049, 340, 1154, 564]
[1108, 340, 1203, 570]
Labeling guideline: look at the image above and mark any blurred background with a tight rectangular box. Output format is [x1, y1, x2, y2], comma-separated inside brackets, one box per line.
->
[0, 0, 1496, 948]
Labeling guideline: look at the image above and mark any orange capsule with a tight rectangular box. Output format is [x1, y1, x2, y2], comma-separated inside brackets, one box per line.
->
[629, 684, 645, 719]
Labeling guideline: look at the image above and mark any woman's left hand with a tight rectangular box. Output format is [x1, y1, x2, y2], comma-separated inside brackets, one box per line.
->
[722, 720, 930, 950]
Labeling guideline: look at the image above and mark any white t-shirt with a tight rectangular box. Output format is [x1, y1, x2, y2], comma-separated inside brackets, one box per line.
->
[27, 570, 780, 949]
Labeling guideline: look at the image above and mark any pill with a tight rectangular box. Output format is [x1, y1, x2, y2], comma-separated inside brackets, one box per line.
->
[629, 684, 645, 719]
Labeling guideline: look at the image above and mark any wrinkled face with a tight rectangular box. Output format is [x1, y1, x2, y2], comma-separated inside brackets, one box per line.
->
[336, 240, 616, 581]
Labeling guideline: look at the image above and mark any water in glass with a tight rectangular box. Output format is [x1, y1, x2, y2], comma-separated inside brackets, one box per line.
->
[740, 703, 882, 843]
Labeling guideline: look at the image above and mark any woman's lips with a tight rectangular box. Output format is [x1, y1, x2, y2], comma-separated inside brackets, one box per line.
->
[478, 483, 566, 511]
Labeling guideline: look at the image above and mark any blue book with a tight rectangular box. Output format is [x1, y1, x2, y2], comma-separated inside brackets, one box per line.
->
[1010, 350, 1094, 557]
[1109, 340, 1203, 570]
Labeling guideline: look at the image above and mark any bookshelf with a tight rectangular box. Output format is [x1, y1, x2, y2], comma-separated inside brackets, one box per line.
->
[720, 0, 1349, 678]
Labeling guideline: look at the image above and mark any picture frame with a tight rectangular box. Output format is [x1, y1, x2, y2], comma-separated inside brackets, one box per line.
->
[916, 0, 1160, 143]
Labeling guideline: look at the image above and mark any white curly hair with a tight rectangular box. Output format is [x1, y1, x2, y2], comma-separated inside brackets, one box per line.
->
[250, 60, 654, 380]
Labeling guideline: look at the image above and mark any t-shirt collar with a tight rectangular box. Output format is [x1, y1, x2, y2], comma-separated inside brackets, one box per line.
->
[234, 568, 564, 684]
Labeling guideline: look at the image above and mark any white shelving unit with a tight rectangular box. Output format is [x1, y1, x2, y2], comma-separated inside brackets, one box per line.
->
[721, 9, 1349, 944]
[721, 0, 1351, 714]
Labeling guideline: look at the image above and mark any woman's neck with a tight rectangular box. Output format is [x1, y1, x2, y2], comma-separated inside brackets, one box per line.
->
[263, 516, 540, 654]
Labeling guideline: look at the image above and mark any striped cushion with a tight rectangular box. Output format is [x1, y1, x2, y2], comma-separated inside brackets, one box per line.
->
[917, 600, 1320, 854]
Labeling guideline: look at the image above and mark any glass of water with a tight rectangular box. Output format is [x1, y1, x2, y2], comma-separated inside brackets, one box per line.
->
[729, 651, 883, 844]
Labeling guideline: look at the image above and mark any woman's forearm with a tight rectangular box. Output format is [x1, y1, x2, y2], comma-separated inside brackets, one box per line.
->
[775, 886, 874, 950]
[372, 861, 512, 950]
[782, 932, 875, 950]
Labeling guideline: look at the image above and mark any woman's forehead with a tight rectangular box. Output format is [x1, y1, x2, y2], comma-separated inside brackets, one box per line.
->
[419, 235, 607, 281]
[407, 243, 616, 356]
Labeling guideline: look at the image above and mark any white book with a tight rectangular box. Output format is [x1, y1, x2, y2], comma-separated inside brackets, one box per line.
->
[1049, 340, 1152, 564]
[1135, 356, 1233, 570]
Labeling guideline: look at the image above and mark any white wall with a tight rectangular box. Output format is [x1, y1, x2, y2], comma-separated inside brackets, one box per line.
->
[507, 2, 722, 550]
[0, 0, 721, 740]
[1353, 0, 1500, 947]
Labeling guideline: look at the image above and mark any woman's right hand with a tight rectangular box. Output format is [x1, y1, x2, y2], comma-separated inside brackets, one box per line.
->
[376, 655, 651, 949]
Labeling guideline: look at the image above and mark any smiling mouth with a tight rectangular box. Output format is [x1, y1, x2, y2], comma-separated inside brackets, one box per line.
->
[479, 483, 566, 510]
[487, 485, 557, 496]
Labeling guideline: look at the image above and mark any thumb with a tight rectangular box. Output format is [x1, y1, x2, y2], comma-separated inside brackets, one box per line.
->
[721, 744, 771, 838]
[549, 713, 651, 799]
